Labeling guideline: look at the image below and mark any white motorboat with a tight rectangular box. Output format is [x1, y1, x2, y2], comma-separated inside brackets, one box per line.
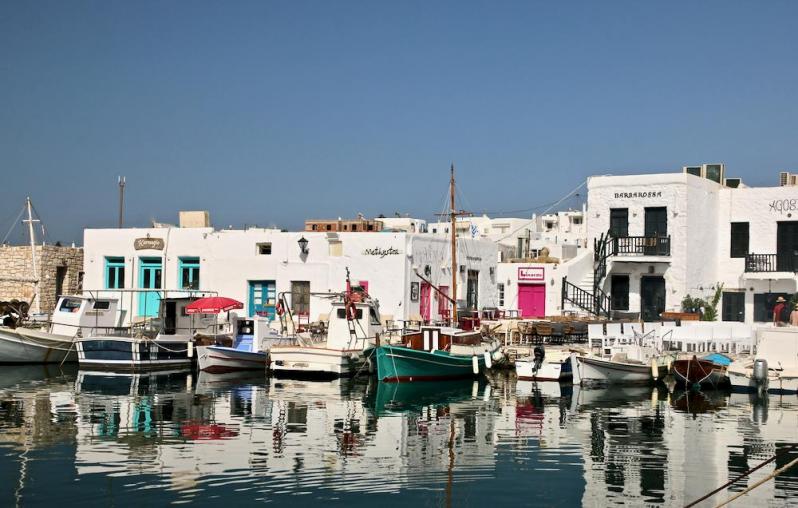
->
[76, 297, 209, 371]
[571, 333, 669, 385]
[197, 317, 282, 373]
[269, 281, 381, 378]
[728, 327, 798, 394]
[515, 345, 577, 382]
[0, 295, 121, 364]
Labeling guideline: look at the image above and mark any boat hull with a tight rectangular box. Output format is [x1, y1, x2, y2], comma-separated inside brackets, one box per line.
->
[196, 345, 268, 373]
[0, 327, 77, 363]
[375, 345, 486, 382]
[269, 346, 366, 377]
[728, 367, 798, 394]
[574, 355, 656, 385]
[516, 357, 573, 381]
[77, 337, 193, 371]
[671, 357, 728, 387]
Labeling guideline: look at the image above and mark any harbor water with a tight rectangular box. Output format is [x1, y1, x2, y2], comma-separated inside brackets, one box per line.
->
[0, 366, 796, 507]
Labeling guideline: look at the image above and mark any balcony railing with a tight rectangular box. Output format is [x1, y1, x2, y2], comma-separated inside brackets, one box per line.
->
[612, 235, 671, 257]
[745, 253, 798, 273]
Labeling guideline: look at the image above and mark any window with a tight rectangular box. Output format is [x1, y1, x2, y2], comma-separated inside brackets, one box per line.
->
[179, 257, 200, 290]
[466, 270, 479, 310]
[545, 222, 554, 230]
[369, 307, 380, 326]
[572, 216, 582, 225]
[104, 257, 125, 289]
[497, 283, 505, 307]
[609, 209, 629, 237]
[291, 281, 310, 316]
[753, 293, 790, 322]
[721, 292, 745, 322]
[432, 228, 437, 233]
[257, 242, 272, 255]
[730, 222, 749, 258]
[93, 300, 111, 310]
[705, 164, 723, 183]
[59, 298, 82, 313]
[337, 308, 363, 319]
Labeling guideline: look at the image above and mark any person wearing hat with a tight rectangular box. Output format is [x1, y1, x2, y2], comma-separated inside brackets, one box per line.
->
[790, 303, 798, 326]
[773, 296, 787, 326]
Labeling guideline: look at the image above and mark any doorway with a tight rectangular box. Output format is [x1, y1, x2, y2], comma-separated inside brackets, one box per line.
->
[776, 221, 798, 271]
[721, 292, 745, 322]
[249, 280, 276, 319]
[640, 276, 666, 322]
[164, 300, 177, 334]
[138, 258, 163, 317]
[518, 284, 546, 318]
[420, 282, 431, 322]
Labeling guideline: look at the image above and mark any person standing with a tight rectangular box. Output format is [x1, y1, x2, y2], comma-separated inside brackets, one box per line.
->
[790, 304, 798, 326]
[773, 296, 787, 326]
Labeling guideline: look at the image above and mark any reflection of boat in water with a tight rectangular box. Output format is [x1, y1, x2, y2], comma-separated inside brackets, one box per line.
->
[0, 364, 78, 392]
[515, 379, 572, 399]
[571, 384, 661, 410]
[75, 368, 192, 396]
[670, 388, 728, 415]
[365, 378, 482, 414]
[194, 369, 266, 393]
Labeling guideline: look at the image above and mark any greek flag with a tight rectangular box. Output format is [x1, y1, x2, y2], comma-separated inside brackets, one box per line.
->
[470, 224, 479, 238]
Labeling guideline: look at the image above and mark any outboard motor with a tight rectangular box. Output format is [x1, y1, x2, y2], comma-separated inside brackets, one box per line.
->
[753, 359, 769, 387]
[533, 345, 545, 372]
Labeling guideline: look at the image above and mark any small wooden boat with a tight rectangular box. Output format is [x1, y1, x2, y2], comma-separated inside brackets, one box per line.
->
[573, 354, 658, 384]
[671, 354, 730, 387]
[515, 345, 575, 382]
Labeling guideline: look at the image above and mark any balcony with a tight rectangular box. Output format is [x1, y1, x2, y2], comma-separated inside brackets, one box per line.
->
[745, 253, 798, 273]
[611, 236, 671, 257]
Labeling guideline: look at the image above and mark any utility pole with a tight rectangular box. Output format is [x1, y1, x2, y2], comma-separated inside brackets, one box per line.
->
[118, 176, 126, 228]
[23, 197, 40, 314]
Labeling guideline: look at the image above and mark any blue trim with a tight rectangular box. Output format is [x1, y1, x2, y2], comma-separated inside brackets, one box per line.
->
[178, 256, 200, 290]
[248, 280, 276, 318]
[104, 257, 125, 289]
[138, 257, 163, 317]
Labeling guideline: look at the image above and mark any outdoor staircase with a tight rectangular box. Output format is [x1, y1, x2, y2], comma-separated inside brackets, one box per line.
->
[561, 231, 612, 318]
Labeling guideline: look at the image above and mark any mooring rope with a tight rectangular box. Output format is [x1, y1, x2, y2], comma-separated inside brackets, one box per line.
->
[685, 444, 798, 507]
[713, 456, 798, 507]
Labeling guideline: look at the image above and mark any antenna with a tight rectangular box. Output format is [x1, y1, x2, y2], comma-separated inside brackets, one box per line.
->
[118, 176, 126, 228]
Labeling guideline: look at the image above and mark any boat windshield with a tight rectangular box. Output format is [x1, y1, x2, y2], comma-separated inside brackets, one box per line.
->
[58, 298, 83, 313]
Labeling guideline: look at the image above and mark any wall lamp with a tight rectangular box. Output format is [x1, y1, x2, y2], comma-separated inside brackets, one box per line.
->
[298, 236, 309, 255]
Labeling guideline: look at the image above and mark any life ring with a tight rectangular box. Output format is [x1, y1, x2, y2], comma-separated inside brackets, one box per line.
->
[276, 301, 285, 316]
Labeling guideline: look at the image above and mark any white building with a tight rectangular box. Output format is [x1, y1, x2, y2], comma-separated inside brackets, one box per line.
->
[81, 220, 498, 325]
[580, 166, 798, 323]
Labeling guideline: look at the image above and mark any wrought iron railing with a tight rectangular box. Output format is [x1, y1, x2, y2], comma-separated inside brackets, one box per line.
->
[561, 277, 610, 318]
[612, 235, 671, 256]
[745, 253, 798, 273]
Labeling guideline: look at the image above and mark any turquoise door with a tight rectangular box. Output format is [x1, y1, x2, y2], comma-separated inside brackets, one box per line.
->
[249, 280, 276, 319]
[138, 258, 163, 317]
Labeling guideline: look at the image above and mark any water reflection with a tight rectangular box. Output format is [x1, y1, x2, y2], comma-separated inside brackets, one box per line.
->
[0, 368, 796, 507]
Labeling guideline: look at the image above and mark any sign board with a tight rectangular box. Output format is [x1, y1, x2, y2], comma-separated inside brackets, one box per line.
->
[134, 238, 165, 251]
[518, 266, 544, 282]
[362, 247, 401, 258]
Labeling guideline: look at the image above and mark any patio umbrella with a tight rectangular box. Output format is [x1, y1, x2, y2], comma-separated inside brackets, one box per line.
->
[186, 296, 244, 314]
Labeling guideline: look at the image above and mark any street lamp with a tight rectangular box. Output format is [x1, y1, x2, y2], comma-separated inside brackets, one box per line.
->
[298, 236, 309, 255]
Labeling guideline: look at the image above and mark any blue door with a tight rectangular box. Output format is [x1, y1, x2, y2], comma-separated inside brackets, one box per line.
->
[249, 280, 276, 319]
[138, 258, 163, 317]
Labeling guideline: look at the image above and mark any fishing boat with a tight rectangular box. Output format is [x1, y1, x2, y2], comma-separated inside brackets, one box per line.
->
[671, 353, 731, 388]
[515, 345, 576, 382]
[269, 273, 382, 378]
[76, 296, 209, 371]
[0, 294, 122, 364]
[372, 166, 501, 383]
[728, 327, 798, 394]
[571, 332, 670, 385]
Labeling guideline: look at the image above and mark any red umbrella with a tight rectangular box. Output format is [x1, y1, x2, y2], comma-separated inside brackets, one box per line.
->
[186, 296, 244, 314]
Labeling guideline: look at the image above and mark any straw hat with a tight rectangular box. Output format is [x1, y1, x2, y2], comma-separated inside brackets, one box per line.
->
[776, 296, 786, 302]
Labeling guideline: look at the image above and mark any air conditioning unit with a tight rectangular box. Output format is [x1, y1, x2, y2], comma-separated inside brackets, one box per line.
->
[724, 178, 742, 188]
[683, 166, 702, 177]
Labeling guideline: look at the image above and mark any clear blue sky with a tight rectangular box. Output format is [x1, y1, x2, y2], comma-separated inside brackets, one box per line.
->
[1, 1, 796, 245]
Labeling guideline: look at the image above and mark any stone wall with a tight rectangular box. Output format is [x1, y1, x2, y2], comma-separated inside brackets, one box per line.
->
[0, 245, 83, 314]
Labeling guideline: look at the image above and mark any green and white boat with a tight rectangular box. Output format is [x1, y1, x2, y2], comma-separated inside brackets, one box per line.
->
[374, 326, 500, 382]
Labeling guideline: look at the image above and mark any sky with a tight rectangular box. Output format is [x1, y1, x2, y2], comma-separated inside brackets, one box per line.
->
[1, 1, 797, 245]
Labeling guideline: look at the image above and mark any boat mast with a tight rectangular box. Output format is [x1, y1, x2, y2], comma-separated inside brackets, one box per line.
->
[450, 165, 457, 325]
[23, 197, 40, 314]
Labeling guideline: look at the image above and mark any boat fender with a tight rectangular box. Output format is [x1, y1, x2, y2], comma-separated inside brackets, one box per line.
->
[188, 341, 194, 359]
[472, 355, 479, 375]
[492, 350, 504, 363]
[483, 351, 492, 369]
[753, 359, 768, 384]
[650, 358, 658, 380]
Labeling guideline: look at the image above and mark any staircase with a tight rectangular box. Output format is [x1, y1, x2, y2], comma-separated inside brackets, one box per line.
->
[561, 231, 613, 318]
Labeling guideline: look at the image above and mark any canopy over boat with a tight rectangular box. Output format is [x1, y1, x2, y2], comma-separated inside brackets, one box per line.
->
[186, 297, 244, 314]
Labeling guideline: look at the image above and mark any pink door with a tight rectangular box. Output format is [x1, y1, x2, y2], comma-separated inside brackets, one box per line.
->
[438, 286, 450, 320]
[518, 284, 546, 318]
[420, 282, 431, 322]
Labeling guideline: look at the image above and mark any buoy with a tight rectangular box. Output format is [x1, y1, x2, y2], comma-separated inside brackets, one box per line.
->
[188, 341, 194, 358]
[650, 358, 658, 380]
[472, 355, 479, 375]
[483, 351, 492, 369]
[471, 381, 479, 398]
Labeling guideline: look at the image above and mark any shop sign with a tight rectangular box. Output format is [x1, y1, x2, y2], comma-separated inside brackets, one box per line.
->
[363, 247, 401, 258]
[134, 238, 165, 250]
[768, 199, 798, 214]
[518, 266, 544, 282]
[613, 191, 663, 199]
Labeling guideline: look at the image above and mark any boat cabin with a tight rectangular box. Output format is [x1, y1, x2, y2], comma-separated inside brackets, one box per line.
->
[153, 297, 217, 339]
[50, 295, 120, 337]
[403, 326, 482, 352]
[326, 300, 382, 349]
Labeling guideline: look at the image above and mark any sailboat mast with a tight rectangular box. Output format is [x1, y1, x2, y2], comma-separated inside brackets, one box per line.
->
[450, 165, 457, 325]
[24, 197, 40, 314]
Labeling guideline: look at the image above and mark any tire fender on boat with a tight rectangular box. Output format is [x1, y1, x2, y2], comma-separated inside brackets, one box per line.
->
[483, 351, 492, 369]
[472, 355, 479, 375]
